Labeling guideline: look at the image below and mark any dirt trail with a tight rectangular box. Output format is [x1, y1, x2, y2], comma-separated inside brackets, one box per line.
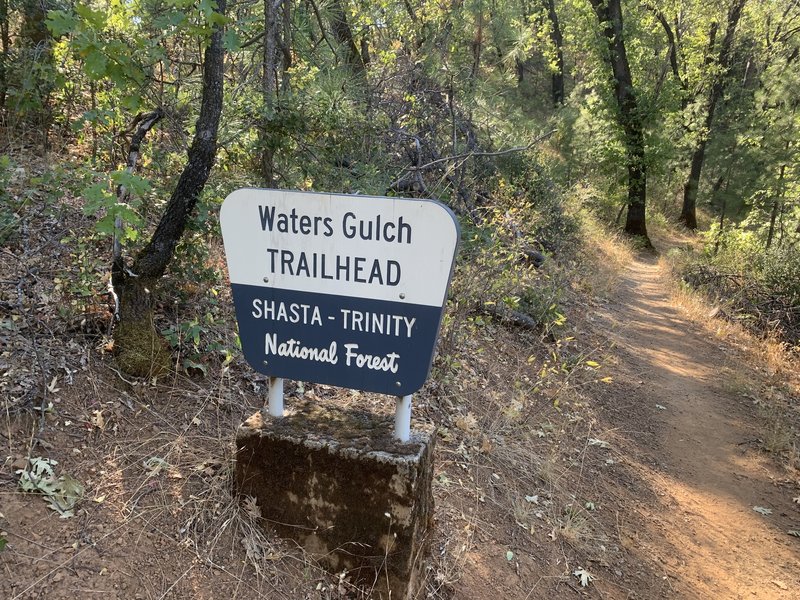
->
[593, 253, 800, 599]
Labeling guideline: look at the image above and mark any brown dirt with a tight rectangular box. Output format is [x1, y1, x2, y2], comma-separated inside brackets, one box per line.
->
[583, 252, 800, 599]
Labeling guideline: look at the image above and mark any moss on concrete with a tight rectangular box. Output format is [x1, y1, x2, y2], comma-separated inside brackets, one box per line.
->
[236, 407, 435, 599]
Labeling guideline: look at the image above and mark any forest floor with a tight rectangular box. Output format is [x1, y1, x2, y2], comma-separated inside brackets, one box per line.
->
[2, 200, 800, 599]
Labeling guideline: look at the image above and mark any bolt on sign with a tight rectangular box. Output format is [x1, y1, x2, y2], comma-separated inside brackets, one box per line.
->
[220, 189, 459, 396]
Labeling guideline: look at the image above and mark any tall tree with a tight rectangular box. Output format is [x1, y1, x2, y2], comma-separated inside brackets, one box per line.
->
[112, 0, 227, 376]
[544, 0, 565, 105]
[644, 1, 688, 107]
[328, 0, 365, 73]
[260, 0, 280, 186]
[19, 0, 55, 137]
[589, 0, 650, 242]
[679, 0, 746, 229]
[0, 0, 9, 110]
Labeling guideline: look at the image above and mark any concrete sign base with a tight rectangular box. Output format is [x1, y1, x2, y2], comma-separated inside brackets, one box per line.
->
[235, 404, 435, 599]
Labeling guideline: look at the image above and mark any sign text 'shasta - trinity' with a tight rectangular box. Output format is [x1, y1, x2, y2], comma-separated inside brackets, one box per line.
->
[251, 299, 415, 374]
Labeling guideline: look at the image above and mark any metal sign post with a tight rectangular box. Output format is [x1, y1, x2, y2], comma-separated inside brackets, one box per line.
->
[394, 394, 412, 442]
[268, 377, 284, 417]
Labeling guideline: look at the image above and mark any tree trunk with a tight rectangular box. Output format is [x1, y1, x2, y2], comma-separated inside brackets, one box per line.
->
[680, 0, 746, 230]
[328, 0, 365, 73]
[713, 176, 729, 254]
[645, 2, 687, 108]
[544, 0, 564, 105]
[0, 0, 9, 111]
[589, 0, 650, 243]
[112, 0, 226, 377]
[680, 139, 706, 229]
[766, 196, 780, 250]
[20, 0, 54, 140]
[471, 6, 483, 80]
[260, 0, 280, 186]
[281, 0, 292, 92]
[766, 163, 786, 249]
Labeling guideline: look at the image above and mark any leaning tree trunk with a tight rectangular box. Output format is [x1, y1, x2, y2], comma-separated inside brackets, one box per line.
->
[589, 0, 650, 244]
[646, 2, 688, 108]
[680, 0, 745, 230]
[112, 0, 226, 377]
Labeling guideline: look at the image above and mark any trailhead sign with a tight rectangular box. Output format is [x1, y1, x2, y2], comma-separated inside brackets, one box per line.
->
[220, 189, 459, 396]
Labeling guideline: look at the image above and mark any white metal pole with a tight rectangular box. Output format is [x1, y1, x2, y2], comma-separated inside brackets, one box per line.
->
[268, 377, 284, 418]
[394, 394, 412, 442]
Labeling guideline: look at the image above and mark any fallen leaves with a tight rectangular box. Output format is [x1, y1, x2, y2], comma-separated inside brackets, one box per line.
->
[588, 438, 611, 449]
[573, 567, 595, 587]
[454, 412, 479, 435]
[193, 458, 224, 477]
[16, 457, 84, 518]
[243, 495, 261, 520]
[143, 456, 170, 477]
[90, 410, 105, 430]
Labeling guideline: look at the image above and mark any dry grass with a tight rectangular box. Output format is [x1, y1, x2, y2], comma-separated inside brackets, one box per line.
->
[659, 253, 800, 381]
[573, 211, 635, 299]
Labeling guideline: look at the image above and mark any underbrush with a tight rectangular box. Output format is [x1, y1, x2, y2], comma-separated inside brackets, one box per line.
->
[665, 228, 800, 351]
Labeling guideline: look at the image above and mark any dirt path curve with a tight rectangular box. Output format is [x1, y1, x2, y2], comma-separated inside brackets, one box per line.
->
[594, 252, 800, 599]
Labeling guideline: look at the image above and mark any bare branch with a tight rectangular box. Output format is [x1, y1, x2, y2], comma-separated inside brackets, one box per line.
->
[113, 108, 163, 270]
[408, 129, 556, 172]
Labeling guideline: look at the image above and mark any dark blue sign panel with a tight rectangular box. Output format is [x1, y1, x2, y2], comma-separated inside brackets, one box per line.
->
[232, 285, 443, 395]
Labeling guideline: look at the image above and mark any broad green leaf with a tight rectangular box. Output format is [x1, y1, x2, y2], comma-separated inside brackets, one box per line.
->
[46, 11, 79, 37]
[95, 214, 116, 235]
[82, 183, 113, 215]
[83, 48, 108, 80]
[111, 170, 151, 196]
[75, 3, 107, 28]
[224, 30, 241, 52]
[121, 94, 142, 112]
